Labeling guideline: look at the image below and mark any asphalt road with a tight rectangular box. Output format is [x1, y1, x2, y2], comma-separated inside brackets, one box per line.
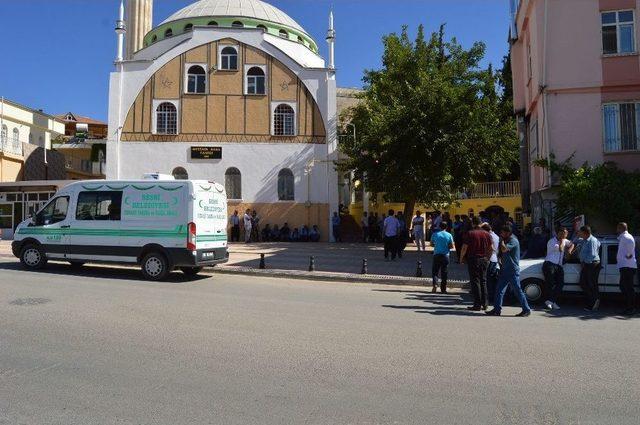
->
[1, 260, 639, 425]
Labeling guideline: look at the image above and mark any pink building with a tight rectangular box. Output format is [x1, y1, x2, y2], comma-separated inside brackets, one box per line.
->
[510, 0, 640, 223]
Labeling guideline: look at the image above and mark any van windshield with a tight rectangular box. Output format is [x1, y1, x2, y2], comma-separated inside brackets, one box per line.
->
[35, 196, 69, 226]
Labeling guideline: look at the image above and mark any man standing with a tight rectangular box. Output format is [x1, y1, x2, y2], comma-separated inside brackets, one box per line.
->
[431, 222, 454, 293]
[230, 210, 240, 242]
[332, 212, 342, 243]
[242, 209, 253, 243]
[412, 210, 426, 252]
[486, 225, 531, 317]
[617, 223, 637, 316]
[578, 226, 602, 312]
[383, 209, 400, 261]
[460, 216, 493, 310]
[481, 223, 500, 301]
[543, 226, 574, 311]
[361, 212, 369, 243]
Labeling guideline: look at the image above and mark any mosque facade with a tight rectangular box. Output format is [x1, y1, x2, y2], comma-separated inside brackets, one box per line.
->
[107, 0, 338, 240]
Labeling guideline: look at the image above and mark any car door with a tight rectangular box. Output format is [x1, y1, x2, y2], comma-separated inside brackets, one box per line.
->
[31, 196, 72, 259]
[603, 243, 621, 293]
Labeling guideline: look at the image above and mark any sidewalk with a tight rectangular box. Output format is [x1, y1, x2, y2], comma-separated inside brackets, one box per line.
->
[0, 240, 470, 286]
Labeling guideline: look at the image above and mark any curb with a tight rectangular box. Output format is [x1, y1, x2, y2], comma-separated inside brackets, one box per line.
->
[212, 265, 470, 288]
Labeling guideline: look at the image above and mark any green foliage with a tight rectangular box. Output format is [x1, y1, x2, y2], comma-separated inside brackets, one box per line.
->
[339, 25, 519, 211]
[537, 157, 640, 230]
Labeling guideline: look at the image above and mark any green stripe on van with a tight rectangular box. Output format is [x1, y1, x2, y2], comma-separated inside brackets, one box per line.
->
[196, 235, 228, 242]
[17, 227, 188, 239]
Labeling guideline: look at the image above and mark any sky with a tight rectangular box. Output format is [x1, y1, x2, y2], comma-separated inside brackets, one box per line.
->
[0, 0, 512, 122]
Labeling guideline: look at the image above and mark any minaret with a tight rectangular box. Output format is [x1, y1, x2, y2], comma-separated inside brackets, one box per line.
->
[115, 0, 126, 62]
[126, 0, 153, 59]
[326, 9, 336, 70]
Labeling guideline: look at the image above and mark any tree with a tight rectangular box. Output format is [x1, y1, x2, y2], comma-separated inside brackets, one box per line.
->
[339, 25, 519, 216]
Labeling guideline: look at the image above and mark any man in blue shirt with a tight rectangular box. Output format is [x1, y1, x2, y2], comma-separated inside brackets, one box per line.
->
[486, 225, 531, 317]
[431, 222, 454, 293]
[578, 225, 602, 311]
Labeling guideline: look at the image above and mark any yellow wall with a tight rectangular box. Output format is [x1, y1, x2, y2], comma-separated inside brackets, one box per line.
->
[0, 154, 24, 182]
[122, 39, 326, 144]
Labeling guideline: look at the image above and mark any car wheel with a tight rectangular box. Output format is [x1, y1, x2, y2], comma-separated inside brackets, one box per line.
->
[521, 278, 545, 304]
[68, 261, 86, 268]
[141, 252, 169, 281]
[20, 244, 47, 270]
[180, 267, 203, 276]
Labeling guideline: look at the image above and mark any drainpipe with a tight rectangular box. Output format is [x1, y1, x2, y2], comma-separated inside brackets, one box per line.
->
[542, 0, 551, 189]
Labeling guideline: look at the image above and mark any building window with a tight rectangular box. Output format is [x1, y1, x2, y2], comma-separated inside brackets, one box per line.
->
[273, 103, 296, 136]
[526, 42, 532, 80]
[208, 21, 218, 26]
[219, 46, 238, 70]
[172, 167, 188, 180]
[12, 128, 19, 144]
[184, 23, 193, 32]
[529, 120, 539, 159]
[1, 125, 7, 144]
[603, 103, 640, 152]
[232, 21, 244, 28]
[245, 66, 266, 95]
[186, 64, 207, 94]
[28, 133, 33, 144]
[279, 29, 289, 39]
[602, 10, 635, 55]
[164, 28, 173, 38]
[155, 102, 178, 135]
[277, 168, 294, 201]
[225, 167, 242, 200]
[257, 24, 267, 32]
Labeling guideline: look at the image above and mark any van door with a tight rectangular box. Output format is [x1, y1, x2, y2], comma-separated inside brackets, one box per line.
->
[23, 196, 72, 259]
[193, 183, 227, 250]
[68, 190, 124, 262]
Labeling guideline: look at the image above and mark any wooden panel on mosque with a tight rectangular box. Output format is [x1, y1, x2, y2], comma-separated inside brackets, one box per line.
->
[122, 39, 327, 143]
[154, 56, 181, 99]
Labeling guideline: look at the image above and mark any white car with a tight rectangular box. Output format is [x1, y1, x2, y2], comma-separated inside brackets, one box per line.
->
[519, 236, 638, 304]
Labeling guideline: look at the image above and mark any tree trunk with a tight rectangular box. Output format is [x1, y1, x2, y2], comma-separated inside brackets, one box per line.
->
[404, 199, 416, 220]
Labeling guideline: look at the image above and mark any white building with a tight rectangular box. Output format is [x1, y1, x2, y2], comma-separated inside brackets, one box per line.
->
[107, 0, 338, 240]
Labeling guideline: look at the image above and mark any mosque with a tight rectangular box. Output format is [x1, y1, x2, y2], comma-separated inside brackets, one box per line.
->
[107, 0, 339, 241]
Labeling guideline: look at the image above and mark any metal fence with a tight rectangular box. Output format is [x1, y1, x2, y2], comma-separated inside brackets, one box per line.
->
[464, 181, 521, 199]
[0, 137, 24, 156]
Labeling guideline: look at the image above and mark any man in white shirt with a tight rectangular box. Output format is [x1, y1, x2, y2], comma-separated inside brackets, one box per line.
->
[243, 209, 253, 243]
[543, 226, 574, 310]
[361, 212, 369, 243]
[481, 223, 500, 300]
[617, 222, 637, 316]
[383, 209, 400, 261]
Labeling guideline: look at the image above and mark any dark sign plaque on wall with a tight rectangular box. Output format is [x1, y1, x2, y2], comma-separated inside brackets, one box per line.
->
[190, 146, 222, 160]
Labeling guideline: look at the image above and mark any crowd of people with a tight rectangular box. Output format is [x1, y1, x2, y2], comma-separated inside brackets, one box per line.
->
[229, 209, 321, 243]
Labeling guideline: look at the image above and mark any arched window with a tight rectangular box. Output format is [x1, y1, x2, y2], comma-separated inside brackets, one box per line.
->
[232, 21, 244, 28]
[164, 28, 173, 38]
[277, 168, 294, 201]
[151, 34, 158, 43]
[208, 21, 218, 26]
[225, 167, 242, 200]
[186, 65, 207, 94]
[279, 29, 289, 39]
[184, 23, 193, 32]
[1, 125, 7, 144]
[28, 133, 33, 144]
[220, 46, 238, 70]
[156, 102, 178, 135]
[256, 24, 267, 32]
[172, 167, 188, 180]
[246, 66, 266, 95]
[12, 128, 19, 144]
[273, 104, 295, 136]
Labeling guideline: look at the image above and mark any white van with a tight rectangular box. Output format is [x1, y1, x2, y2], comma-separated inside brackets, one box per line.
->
[11, 180, 229, 280]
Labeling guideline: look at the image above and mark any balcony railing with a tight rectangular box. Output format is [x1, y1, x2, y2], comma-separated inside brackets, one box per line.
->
[64, 155, 105, 176]
[0, 138, 23, 156]
[462, 181, 521, 199]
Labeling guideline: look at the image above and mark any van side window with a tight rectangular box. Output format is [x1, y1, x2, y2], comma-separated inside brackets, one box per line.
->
[36, 196, 69, 226]
[76, 191, 123, 221]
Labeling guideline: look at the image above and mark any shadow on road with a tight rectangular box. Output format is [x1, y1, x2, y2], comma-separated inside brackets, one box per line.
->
[0, 261, 210, 284]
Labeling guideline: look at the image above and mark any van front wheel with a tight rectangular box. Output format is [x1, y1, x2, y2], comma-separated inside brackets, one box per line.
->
[180, 267, 203, 277]
[141, 252, 169, 281]
[20, 244, 47, 270]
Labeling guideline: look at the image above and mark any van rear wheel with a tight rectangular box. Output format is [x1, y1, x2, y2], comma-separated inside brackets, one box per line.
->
[180, 267, 203, 277]
[141, 252, 169, 281]
[20, 244, 47, 270]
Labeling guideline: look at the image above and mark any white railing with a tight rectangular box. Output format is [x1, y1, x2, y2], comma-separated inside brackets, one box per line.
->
[0, 138, 23, 156]
[462, 181, 521, 199]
